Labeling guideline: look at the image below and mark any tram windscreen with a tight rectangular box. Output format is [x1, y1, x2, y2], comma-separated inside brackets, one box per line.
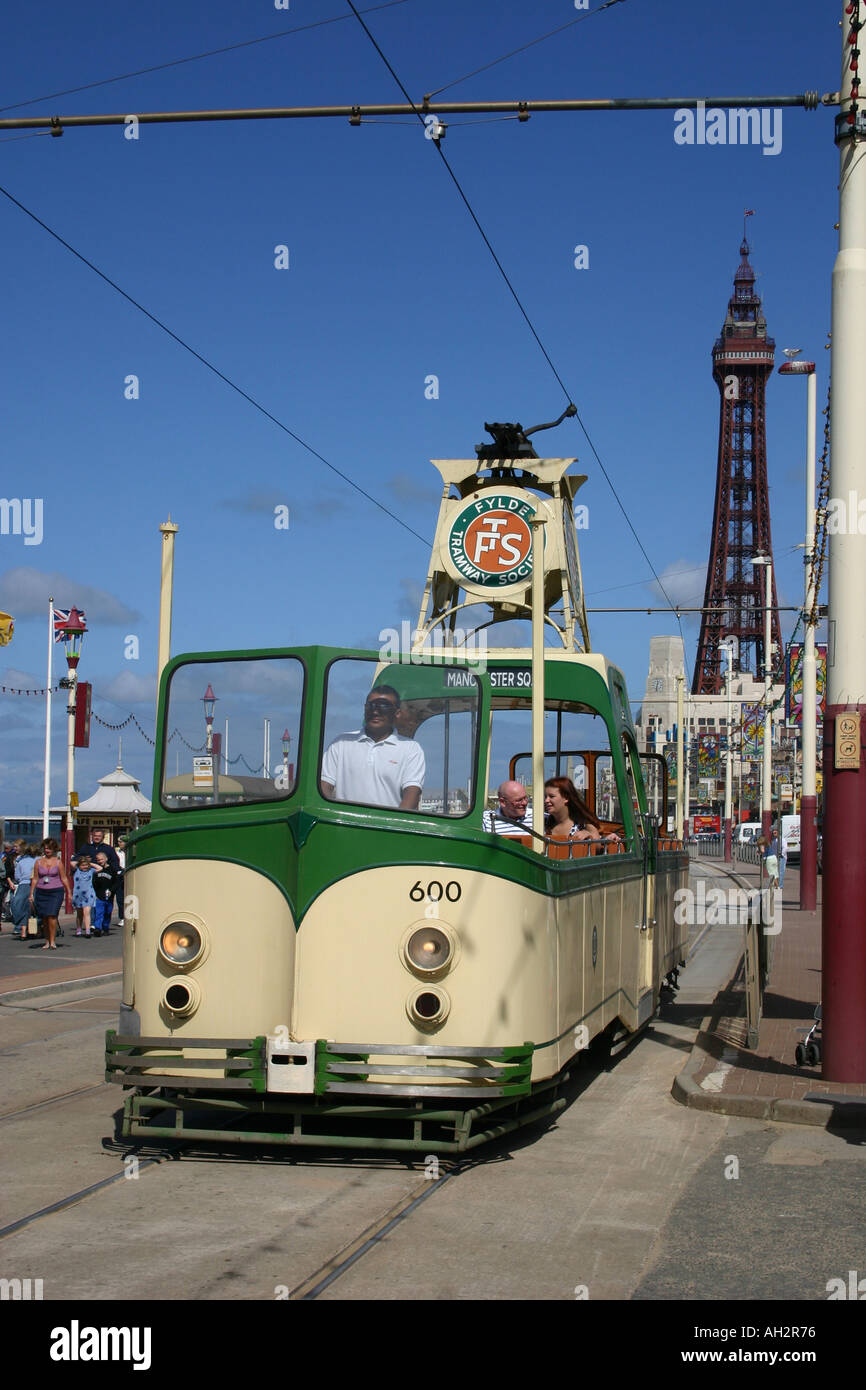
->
[161, 657, 304, 809]
[320, 658, 479, 816]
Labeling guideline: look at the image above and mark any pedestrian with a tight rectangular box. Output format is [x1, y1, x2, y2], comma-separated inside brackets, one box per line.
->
[73, 827, 120, 877]
[2, 842, 16, 921]
[115, 836, 127, 926]
[91, 852, 115, 936]
[772, 824, 787, 889]
[10, 842, 37, 939]
[758, 835, 779, 890]
[0, 848, 8, 926]
[71, 854, 97, 938]
[30, 838, 71, 950]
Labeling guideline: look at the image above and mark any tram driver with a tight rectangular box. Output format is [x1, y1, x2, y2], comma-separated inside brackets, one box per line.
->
[320, 684, 425, 811]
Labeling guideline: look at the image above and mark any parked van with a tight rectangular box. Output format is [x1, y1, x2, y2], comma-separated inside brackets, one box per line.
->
[781, 814, 801, 864]
[734, 821, 762, 845]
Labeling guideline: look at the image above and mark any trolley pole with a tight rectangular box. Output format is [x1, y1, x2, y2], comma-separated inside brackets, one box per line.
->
[530, 517, 546, 845]
[823, 0, 866, 1080]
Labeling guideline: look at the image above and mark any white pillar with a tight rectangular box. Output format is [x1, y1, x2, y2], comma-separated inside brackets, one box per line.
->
[157, 518, 179, 697]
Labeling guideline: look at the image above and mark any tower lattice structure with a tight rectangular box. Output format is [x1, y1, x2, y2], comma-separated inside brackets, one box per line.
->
[693, 239, 782, 694]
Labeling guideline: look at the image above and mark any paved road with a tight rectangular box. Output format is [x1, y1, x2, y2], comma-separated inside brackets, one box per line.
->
[2, 915, 864, 1310]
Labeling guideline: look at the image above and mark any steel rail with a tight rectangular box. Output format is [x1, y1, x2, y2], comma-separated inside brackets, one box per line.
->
[289, 1164, 462, 1300]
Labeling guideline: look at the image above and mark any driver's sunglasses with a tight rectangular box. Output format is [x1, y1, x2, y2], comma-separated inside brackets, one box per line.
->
[365, 698, 398, 714]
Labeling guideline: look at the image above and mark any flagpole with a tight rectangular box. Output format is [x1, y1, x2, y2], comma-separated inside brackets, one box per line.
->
[42, 598, 54, 839]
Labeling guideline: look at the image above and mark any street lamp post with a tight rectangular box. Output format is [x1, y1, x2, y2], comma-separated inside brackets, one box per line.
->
[202, 685, 217, 753]
[58, 607, 87, 874]
[721, 638, 736, 861]
[779, 356, 819, 910]
[751, 555, 773, 842]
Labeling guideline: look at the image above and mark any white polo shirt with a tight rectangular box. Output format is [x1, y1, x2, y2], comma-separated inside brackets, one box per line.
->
[321, 730, 426, 808]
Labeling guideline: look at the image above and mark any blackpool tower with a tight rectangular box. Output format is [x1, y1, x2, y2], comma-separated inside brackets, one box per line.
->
[693, 238, 782, 694]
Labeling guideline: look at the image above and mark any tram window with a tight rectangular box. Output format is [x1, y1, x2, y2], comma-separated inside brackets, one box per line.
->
[320, 658, 479, 816]
[621, 737, 646, 828]
[594, 755, 623, 823]
[640, 753, 666, 822]
[161, 657, 304, 809]
[494, 705, 609, 805]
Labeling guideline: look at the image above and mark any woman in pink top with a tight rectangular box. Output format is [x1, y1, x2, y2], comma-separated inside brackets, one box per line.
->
[30, 838, 70, 950]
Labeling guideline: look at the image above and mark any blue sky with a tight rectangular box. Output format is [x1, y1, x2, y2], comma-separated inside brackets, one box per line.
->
[0, 0, 840, 811]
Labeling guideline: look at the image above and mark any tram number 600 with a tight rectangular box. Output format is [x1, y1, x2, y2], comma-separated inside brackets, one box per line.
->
[409, 880, 462, 903]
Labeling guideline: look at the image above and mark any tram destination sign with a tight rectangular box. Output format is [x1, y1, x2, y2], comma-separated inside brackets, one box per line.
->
[444, 666, 531, 690]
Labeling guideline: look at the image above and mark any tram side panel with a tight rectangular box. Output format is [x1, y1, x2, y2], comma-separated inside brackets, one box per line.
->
[654, 851, 690, 979]
[555, 867, 645, 1072]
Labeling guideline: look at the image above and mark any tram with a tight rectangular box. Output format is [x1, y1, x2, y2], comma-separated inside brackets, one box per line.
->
[106, 419, 688, 1152]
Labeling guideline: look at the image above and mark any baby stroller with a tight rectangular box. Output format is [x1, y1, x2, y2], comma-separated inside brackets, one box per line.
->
[795, 1003, 822, 1067]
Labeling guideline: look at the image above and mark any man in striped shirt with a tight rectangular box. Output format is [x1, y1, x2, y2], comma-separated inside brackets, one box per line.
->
[482, 781, 533, 836]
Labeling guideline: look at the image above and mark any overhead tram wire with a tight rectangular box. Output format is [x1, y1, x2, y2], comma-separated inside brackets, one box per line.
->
[0, 183, 429, 549]
[0, 0, 415, 115]
[424, 0, 631, 100]
[343, 0, 695, 680]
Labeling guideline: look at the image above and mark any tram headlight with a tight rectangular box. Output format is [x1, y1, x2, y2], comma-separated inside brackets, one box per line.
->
[405, 926, 452, 973]
[159, 921, 204, 968]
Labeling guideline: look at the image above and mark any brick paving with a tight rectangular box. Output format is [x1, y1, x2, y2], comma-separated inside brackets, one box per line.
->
[678, 854, 866, 1120]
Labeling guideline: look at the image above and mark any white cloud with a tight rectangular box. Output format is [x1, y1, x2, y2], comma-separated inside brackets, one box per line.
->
[101, 670, 158, 705]
[648, 560, 706, 622]
[0, 568, 139, 623]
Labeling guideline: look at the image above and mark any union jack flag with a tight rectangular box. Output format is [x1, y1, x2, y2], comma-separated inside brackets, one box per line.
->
[54, 607, 87, 642]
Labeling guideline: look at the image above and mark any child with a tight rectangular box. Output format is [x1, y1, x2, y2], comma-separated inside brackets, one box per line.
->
[91, 852, 115, 936]
[72, 855, 96, 937]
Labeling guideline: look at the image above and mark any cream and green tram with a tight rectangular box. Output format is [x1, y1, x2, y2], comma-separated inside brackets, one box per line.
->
[106, 643, 688, 1153]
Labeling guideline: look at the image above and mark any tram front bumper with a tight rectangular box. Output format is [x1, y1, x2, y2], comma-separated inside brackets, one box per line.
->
[105, 1031, 534, 1100]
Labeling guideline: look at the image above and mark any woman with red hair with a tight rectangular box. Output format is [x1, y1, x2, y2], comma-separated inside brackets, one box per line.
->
[543, 776, 621, 849]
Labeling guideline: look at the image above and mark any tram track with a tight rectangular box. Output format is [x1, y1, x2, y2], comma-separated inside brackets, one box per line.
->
[0, 1080, 111, 1124]
[0, 1155, 167, 1243]
[288, 1161, 463, 1299]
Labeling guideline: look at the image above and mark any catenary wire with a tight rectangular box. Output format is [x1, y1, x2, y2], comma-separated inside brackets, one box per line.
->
[425, 0, 631, 100]
[0, 1, 415, 115]
[0, 182, 429, 548]
[344, 0, 693, 679]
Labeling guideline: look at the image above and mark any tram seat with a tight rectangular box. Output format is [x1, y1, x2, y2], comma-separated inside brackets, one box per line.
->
[506, 835, 625, 857]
